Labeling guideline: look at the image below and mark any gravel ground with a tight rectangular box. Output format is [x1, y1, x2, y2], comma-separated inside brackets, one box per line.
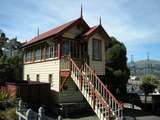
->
[64, 115, 99, 120]
[62, 108, 160, 120]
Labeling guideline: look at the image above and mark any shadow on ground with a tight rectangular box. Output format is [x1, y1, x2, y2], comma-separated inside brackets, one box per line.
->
[124, 108, 160, 120]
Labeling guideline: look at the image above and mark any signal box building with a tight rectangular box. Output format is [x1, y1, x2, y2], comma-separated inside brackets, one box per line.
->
[23, 12, 123, 120]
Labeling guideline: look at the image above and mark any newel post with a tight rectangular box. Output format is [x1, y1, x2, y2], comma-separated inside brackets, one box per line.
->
[38, 107, 45, 120]
[93, 70, 96, 109]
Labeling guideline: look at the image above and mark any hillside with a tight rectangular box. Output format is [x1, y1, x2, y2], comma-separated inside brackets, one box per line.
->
[128, 59, 160, 78]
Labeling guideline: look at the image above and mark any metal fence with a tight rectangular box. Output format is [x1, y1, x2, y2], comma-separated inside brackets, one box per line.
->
[16, 100, 62, 120]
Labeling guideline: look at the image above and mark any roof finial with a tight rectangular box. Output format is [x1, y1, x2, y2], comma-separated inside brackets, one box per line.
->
[99, 16, 102, 25]
[37, 27, 39, 36]
[80, 4, 83, 18]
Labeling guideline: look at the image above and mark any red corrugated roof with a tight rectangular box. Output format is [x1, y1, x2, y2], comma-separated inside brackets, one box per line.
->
[83, 25, 111, 41]
[83, 25, 99, 37]
[24, 17, 110, 47]
[24, 17, 82, 46]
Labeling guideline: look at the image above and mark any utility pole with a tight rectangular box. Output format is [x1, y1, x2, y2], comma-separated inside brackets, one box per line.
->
[130, 54, 136, 76]
[147, 52, 150, 74]
[37, 27, 39, 36]
[145, 52, 152, 75]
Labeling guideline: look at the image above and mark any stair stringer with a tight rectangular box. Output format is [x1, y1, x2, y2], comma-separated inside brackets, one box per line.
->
[71, 72, 110, 120]
[67, 57, 123, 120]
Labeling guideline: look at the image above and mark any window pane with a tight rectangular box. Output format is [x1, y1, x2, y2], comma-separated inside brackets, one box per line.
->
[93, 39, 102, 60]
[63, 40, 70, 56]
[50, 45, 53, 58]
[35, 47, 41, 60]
[45, 46, 50, 59]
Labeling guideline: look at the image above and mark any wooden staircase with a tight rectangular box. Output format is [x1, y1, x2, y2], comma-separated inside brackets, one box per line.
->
[61, 56, 123, 120]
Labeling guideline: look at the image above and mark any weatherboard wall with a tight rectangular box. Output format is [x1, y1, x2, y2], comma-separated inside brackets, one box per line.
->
[88, 33, 106, 75]
[23, 60, 60, 92]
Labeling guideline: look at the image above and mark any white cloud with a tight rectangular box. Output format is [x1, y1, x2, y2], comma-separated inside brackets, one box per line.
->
[1, 0, 160, 60]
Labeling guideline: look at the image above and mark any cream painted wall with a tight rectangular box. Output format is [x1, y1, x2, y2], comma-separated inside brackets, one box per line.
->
[88, 33, 106, 75]
[24, 60, 60, 92]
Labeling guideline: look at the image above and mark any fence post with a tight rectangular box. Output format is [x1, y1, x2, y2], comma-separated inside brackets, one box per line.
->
[58, 115, 63, 120]
[38, 107, 45, 120]
[18, 100, 23, 120]
[26, 109, 35, 120]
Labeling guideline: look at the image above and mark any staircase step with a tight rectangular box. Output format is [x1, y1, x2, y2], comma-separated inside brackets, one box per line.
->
[69, 57, 123, 120]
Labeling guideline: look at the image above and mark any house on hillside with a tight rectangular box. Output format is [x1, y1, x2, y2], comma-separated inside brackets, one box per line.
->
[23, 10, 123, 120]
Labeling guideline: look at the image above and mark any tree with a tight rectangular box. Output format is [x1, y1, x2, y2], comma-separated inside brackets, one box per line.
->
[104, 37, 130, 98]
[0, 56, 13, 82]
[0, 30, 23, 82]
[140, 74, 158, 103]
[0, 30, 8, 57]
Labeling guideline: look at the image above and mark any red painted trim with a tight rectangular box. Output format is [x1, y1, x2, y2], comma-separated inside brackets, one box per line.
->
[68, 56, 123, 118]
[23, 17, 90, 47]
[60, 71, 70, 77]
[24, 58, 59, 65]
[60, 76, 69, 91]
[84, 63, 123, 108]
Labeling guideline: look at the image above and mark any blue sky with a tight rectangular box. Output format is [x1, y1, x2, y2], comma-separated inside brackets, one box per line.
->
[0, 0, 160, 61]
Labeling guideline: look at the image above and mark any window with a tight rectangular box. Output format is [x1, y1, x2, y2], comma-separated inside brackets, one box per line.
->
[48, 74, 53, 87]
[54, 43, 58, 57]
[41, 47, 44, 60]
[45, 43, 55, 59]
[24, 50, 32, 62]
[24, 52, 27, 62]
[62, 40, 80, 58]
[63, 40, 70, 56]
[71, 41, 80, 58]
[50, 45, 54, 58]
[36, 74, 40, 82]
[27, 74, 30, 81]
[92, 39, 102, 60]
[35, 47, 41, 61]
[45, 46, 50, 59]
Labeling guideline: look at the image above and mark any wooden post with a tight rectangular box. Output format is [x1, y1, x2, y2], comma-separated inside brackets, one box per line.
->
[121, 104, 124, 119]
[18, 100, 23, 111]
[18, 100, 23, 120]
[44, 46, 46, 60]
[58, 43, 61, 59]
[38, 107, 45, 120]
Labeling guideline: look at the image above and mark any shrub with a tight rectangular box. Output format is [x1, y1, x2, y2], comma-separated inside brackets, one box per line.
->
[0, 91, 9, 101]
[0, 108, 18, 120]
